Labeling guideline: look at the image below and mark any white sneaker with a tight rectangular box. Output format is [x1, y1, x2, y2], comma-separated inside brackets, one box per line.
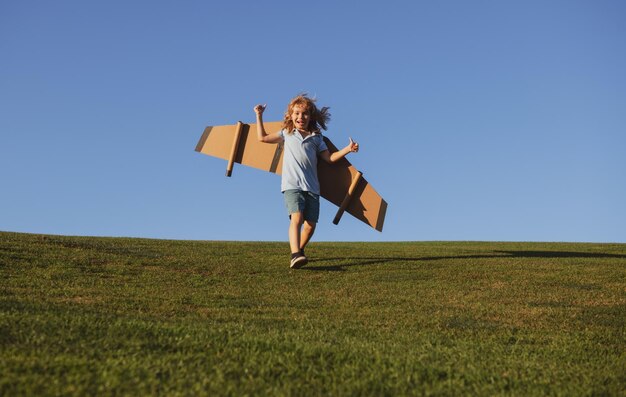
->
[290, 255, 308, 269]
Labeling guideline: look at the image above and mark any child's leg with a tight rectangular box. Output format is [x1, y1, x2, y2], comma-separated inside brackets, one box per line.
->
[299, 192, 320, 254]
[288, 211, 304, 254]
[300, 220, 316, 252]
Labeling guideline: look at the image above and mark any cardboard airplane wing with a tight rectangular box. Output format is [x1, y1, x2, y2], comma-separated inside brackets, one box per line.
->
[195, 121, 387, 232]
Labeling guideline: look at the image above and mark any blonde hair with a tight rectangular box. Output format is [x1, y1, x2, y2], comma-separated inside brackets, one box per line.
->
[282, 93, 331, 134]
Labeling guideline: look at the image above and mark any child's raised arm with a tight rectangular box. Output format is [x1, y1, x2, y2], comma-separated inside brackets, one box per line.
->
[320, 137, 359, 164]
[255, 104, 283, 144]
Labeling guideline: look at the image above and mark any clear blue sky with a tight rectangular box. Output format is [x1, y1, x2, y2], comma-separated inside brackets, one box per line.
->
[1, 1, 624, 243]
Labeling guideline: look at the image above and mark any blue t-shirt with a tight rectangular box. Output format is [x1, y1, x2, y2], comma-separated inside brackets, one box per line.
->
[278, 129, 328, 194]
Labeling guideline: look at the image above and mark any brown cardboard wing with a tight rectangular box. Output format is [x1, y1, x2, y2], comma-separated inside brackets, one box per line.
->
[195, 121, 387, 232]
[195, 121, 285, 175]
[318, 137, 388, 232]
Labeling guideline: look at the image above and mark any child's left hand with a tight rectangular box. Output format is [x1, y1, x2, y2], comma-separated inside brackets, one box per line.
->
[348, 137, 359, 153]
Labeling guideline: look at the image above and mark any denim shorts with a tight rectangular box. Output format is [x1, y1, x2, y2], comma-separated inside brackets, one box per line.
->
[283, 189, 320, 223]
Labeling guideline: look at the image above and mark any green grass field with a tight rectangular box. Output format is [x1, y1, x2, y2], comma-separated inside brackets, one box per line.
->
[1, 231, 624, 396]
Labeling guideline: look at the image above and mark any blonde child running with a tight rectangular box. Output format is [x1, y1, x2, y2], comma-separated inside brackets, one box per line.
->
[255, 94, 359, 269]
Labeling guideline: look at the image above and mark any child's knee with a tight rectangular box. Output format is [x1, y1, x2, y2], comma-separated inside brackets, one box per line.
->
[290, 212, 304, 225]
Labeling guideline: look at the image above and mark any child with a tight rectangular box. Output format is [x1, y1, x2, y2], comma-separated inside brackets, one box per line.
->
[255, 94, 359, 269]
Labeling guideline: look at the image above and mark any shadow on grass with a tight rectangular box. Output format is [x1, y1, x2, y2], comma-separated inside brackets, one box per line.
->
[302, 251, 626, 271]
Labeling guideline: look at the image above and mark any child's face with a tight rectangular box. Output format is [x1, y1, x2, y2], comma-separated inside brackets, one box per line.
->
[291, 105, 310, 131]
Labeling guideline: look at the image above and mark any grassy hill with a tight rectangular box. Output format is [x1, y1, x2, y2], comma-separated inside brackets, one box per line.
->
[1, 231, 624, 396]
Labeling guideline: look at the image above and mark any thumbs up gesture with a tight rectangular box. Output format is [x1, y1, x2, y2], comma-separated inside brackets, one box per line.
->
[348, 137, 359, 153]
[254, 104, 266, 115]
